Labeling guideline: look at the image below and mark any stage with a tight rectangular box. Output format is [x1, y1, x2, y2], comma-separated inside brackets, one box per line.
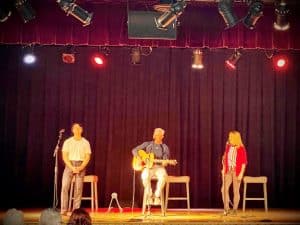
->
[1, 208, 300, 225]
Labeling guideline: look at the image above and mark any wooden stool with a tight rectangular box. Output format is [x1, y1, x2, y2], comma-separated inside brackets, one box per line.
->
[142, 177, 165, 216]
[165, 176, 190, 212]
[243, 176, 268, 212]
[68, 175, 99, 211]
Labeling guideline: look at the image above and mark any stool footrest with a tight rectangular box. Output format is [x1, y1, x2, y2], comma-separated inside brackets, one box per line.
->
[168, 197, 188, 200]
[245, 197, 265, 200]
[68, 175, 99, 211]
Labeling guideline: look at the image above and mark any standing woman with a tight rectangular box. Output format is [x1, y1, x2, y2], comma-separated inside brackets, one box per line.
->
[221, 130, 247, 215]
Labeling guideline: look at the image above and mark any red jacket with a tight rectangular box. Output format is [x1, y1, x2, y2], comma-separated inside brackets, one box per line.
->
[223, 143, 247, 176]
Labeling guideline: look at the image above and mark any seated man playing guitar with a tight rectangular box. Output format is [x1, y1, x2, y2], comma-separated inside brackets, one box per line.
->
[132, 128, 176, 205]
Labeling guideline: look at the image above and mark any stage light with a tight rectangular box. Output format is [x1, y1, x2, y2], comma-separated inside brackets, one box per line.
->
[153, 0, 177, 12]
[62, 53, 75, 64]
[191, 49, 204, 70]
[131, 47, 141, 65]
[91, 53, 106, 67]
[243, 0, 263, 30]
[225, 50, 242, 70]
[273, 55, 288, 71]
[155, 0, 186, 30]
[14, 0, 36, 23]
[62, 45, 76, 64]
[0, 4, 12, 22]
[273, 1, 290, 31]
[218, 0, 239, 29]
[23, 53, 36, 64]
[57, 0, 93, 26]
[94, 56, 103, 65]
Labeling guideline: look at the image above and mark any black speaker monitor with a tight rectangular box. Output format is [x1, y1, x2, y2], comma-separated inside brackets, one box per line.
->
[128, 10, 177, 40]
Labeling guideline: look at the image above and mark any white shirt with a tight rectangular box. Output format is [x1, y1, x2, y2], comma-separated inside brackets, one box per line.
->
[62, 137, 91, 161]
[228, 146, 237, 169]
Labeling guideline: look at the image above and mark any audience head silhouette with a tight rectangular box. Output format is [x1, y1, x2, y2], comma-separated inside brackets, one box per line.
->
[39, 208, 61, 225]
[3, 208, 24, 225]
[67, 208, 91, 225]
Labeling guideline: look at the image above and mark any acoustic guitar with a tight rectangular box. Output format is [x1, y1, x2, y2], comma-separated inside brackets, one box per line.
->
[132, 149, 177, 171]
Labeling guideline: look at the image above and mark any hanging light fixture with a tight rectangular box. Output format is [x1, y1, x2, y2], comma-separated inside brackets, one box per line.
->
[57, 0, 93, 26]
[273, 0, 290, 31]
[191, 49, 204, 70]
[22, 45, 36, 65]
[131, 47, 141, 65]
[62, 45, 76, 64]
[218, 0, 239, 29]
[14, 0, 36, 23]
[155, 0, 186, 30]
[225, 50, 242, 70]
[243, 0, 264, 30]
[0, 3, 12, 22]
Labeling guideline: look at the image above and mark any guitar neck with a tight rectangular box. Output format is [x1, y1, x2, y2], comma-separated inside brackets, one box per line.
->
[153, 159, 174, 163]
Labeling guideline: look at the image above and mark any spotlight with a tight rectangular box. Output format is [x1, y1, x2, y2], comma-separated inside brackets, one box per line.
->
[155, 0, 186, 30]
[131, 47, 141, 65]
[91, 53, 106, 67]
[62, 53, 75, 64]
[243, 0, 263, 30]
[14, 0, 36, 23]
[273, 54, 288, 71]
[94, 56, 103, 65]
[23, 53, 36, 64]
[57, 0, 93, 26]
[62, 45, 76, 64]
[153, 0, 177, 12]
[218, 0, 239, 29]
[273, 1, 290, 31]
[0, 4, 12, 22]
[192, 49, 204, 70]
[225, 50, 242, 70]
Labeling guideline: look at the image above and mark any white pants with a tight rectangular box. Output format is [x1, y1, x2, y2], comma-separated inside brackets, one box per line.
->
[141, 166, 167, 198]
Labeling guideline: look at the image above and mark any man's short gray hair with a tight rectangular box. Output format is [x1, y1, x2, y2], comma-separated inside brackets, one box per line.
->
[39, 208, 61, 225]
[3, 208, 24, 225]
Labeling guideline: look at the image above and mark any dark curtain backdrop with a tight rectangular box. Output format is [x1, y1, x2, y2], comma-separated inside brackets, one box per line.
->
[0, 45, 300, 209]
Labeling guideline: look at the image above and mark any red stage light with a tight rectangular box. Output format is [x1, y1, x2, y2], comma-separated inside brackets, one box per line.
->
[225, 60, 237, 70]
[91, 54, 106, 67]
[277, 58, 286, 68]
[62, 53, 75, 64]
[94, 56, 103, 65]
[273, 55, 288, 71]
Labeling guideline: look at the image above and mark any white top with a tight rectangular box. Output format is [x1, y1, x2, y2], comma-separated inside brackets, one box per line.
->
[62, 137, 91, 161]
[228, 146, 237, 169]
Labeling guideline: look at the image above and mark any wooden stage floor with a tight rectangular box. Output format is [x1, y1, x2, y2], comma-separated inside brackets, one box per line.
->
[1, 208, 300, 225]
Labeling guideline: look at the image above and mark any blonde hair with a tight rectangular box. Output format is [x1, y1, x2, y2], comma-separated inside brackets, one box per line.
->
[153, 128, 165, 135]
[228, 130, 244, 147]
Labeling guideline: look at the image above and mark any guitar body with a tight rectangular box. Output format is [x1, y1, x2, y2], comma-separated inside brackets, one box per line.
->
[132, 149, 177, 171]
[132, 150, 155, 171]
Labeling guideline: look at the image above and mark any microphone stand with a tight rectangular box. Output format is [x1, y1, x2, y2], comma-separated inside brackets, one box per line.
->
[53, 130, 64, 209]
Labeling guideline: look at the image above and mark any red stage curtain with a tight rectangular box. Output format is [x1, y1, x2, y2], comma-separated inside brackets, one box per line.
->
[1, 45, 300, 209]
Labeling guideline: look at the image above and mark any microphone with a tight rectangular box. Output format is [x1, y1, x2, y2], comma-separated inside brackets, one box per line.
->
[59, 129, 65, 133]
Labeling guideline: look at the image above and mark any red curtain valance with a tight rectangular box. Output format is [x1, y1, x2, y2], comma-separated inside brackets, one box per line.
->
[0, 3, 299, 49]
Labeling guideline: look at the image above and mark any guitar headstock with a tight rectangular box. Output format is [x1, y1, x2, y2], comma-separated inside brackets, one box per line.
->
[170, 160, 177, 165]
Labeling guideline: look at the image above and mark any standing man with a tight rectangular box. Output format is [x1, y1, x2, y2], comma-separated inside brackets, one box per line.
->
[221, 130, 247, 215]
[60, 123, 91, 215]
[132, 128, 170, 205]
